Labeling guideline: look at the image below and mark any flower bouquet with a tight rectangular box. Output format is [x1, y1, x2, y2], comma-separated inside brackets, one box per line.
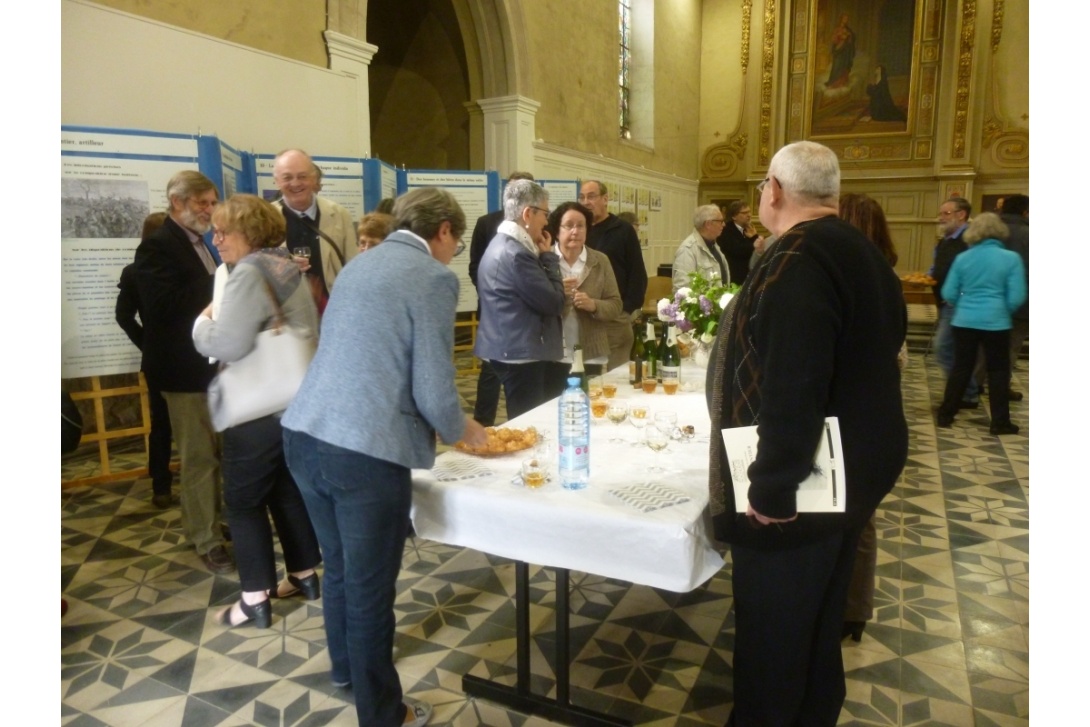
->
[657, 271, 739, 352]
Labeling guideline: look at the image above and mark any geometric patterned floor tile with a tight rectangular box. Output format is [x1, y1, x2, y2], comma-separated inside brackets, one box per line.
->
[60, 353, 1031, 725]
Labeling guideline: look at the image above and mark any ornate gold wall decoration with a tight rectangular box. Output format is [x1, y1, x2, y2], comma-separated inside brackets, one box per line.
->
[980, 0, 1028, 168]
[701, 1, 756, 178]
[758, 0, 777, 166]
[951, 0, 976, 159]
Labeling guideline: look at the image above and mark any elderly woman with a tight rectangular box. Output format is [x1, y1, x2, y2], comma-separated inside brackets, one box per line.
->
[474, 179, 566, 419]
[547, 202, 627, 375]
[282, 188, 487, 727]
[358, 211, 395, 253]
[192, 194, 323, 629]
[936, 212, 1027, 434]
[672, 204, 729, 293]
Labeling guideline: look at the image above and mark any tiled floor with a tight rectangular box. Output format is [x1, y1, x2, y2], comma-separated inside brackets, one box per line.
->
[61, 353, 1029, 726]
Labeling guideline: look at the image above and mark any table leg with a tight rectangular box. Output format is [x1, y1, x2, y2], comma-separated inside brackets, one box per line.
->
[461, 561, 632, 727]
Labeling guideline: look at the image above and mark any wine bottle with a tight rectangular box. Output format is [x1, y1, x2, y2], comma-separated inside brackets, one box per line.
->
[628, 320, 644, 387]
[660, 324, 681, 393]
[656, 321, 670, 383]
[571, 344, 588, 394]
[641, 322, 658, 383]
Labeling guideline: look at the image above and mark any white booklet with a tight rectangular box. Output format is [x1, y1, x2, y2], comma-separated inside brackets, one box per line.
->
[721, 417, 845, 513]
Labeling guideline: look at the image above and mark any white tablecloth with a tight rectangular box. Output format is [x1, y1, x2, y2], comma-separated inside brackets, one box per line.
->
[411, 364, 725, 593]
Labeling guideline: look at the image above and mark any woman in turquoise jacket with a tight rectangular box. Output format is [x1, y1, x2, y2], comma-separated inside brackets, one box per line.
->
[936, 212, 1027, 434]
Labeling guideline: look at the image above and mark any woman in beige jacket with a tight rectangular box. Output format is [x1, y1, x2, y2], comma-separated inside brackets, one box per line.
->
[548, 202, 629, 373]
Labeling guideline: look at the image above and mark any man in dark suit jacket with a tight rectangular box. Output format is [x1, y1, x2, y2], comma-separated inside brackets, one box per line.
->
[132, 170, 233, 574]
[715, 200, 764, 284]
[467, 171, 534, 425]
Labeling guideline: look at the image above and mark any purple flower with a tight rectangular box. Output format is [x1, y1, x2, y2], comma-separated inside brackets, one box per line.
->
[699, 295, 712, 314]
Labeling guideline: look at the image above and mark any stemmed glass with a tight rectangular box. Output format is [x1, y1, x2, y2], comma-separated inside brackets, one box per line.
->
[606, 402, 628, 443]
[654, 411, 678, 438]
[644, 426, 670, 477]
[292, 246, 311, 274]
[628, 404, 651, 447]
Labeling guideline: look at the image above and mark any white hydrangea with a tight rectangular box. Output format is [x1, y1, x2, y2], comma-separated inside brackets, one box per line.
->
[676, 286, 692, 299]
[657, 298, 671, 320]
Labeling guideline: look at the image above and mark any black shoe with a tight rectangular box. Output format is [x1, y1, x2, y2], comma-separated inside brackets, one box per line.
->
[957, 400, 979, 410]
[842, 621, 866, 642]
[218, 598, 271, 629]
[201, 545, 236, 574]
[275, 572, 321, 600]
[152, 493, 174, 510]
[936, 415, 954, 428]
[1007, 389, 1024, 402]
[990, 421, 1020, 436]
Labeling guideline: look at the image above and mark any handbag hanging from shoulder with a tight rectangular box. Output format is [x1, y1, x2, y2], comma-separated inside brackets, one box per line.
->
[207, 280, 315, 432]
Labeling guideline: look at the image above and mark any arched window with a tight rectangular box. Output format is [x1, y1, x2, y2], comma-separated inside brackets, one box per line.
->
[619, 0, 632, 139]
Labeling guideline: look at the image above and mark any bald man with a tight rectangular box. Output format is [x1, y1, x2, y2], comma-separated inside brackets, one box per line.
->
[272, 149, 358, 304]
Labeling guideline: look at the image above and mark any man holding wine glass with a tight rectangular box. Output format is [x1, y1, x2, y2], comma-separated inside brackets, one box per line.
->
[272, 149, 358, 311]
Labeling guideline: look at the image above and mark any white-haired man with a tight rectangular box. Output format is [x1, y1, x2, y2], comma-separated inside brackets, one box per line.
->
[707, 141, 907, 725]
[671, 204, 729, 293]
[272, 149, 358, 309]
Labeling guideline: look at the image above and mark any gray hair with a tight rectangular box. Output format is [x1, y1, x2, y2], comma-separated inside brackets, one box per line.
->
[393, 187, 466, 241]
[165, 170, 218, 206]
[693, 204, 723, 229]
[963, 212, 1009, 246]
[503, 179, 549, 222]
[944, 196, 972, 218]
[583, 179, 608, 197]
[767, 141, 840, 205]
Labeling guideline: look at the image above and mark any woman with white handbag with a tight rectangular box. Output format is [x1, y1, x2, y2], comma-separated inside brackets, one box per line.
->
[192, 194, 322, 628]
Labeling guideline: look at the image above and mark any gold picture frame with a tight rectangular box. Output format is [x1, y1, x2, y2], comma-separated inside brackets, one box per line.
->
[804, 0, 925, 139]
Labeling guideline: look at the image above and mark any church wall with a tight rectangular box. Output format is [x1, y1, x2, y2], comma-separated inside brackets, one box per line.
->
[62, 0, 364, 155]
[88, 0, 328, 67]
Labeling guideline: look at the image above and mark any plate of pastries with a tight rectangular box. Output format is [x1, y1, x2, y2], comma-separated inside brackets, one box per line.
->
[455, 426, 539, 457]
[900, 272, 937, 286]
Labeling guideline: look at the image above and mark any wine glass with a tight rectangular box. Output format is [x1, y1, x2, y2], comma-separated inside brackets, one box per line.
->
[292, 246, 312, 273]
[644, 426, 670, 476]
[606, 402, 628, 442]
[629, 404, 651, 446]
[654, 411, 678, 438]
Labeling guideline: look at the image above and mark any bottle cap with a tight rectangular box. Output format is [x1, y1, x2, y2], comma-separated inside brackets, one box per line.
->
[568, 377, 579, 386]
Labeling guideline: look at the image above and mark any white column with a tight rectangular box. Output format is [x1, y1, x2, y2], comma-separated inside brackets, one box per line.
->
[324, 30, 378, 157]
[475, 95, 541, 174]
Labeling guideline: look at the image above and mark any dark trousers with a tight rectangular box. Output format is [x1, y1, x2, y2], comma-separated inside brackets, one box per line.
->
[473, 360, 502, 426]
[843, 516, 876, 623]
[221, 415, 321, 593]
[939, 327, 1012, 425]
[147, 386, 174, 496]
[729, 523, 864, 726]
[489, 360, 570, 420]
[284, 429, 411, 727]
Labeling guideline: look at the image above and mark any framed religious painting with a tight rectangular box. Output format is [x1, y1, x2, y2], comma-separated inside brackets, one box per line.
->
[805, 0, 925, 138]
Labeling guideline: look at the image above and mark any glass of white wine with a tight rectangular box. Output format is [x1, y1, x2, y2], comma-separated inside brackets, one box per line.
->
[606, 402, 628, 442]
[292, 246, 311, 273]
[629, 404, 651, 447]
[644, 426, 670, 475]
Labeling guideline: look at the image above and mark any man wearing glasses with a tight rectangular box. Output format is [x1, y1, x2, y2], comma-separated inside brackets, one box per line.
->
[580, 180, 648, 319]
[272, 149, 358, 309]
[132, 170, 234, 574]
[672, 204, 730, 293]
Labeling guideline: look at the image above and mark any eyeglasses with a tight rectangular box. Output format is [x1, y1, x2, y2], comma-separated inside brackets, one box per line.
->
[454, 240, 466, 256]
[529, 206, 550, 217]
[709, 218, 726, 225]
[560, 223, 587, 231]
[577, 193, 601, 202]
[276, 173, 313, 183]
[212, 228, 230, 240]
[756, 177, 772, 195]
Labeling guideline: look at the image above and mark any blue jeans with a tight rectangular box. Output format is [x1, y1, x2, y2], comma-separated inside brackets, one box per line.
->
[283, 429, 410, 727]
[933, 304, 979, 403]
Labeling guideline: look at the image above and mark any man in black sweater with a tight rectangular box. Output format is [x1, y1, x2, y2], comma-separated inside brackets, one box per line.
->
[707, 141, 907, 726]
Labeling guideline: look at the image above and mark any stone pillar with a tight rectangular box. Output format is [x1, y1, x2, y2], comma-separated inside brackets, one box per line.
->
[475, 95, 541, 174]
[324, 30, 378, 157]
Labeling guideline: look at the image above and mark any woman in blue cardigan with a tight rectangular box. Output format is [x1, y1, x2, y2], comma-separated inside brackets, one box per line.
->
[936, 212, 1027, 434]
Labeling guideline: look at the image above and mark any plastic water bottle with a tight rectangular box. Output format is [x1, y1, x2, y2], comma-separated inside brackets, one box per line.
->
[558, 376, 590, 490]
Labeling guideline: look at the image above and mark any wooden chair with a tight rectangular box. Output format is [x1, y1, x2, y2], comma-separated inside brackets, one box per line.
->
[642, 276, 673, 317]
